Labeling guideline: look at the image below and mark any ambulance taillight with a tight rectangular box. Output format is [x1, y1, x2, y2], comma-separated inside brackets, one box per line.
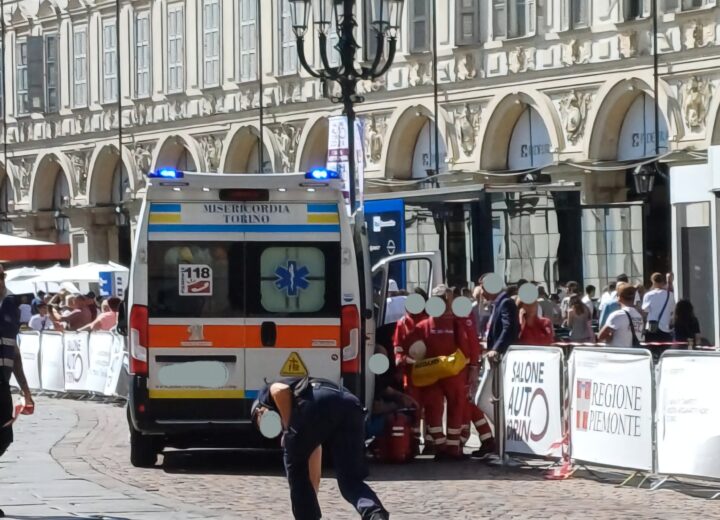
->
[341, 305, 360, 373]
[129, 305, 149, 376]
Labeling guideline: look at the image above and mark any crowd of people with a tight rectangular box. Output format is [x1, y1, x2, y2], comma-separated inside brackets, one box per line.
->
[372, 271, 701, 463]
[16, 290, 121, 334]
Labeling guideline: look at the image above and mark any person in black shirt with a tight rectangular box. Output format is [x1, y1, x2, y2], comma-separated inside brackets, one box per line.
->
[672, 299, 701, 347]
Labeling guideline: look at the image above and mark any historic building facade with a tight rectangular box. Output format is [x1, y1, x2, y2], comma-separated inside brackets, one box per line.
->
[2, 0, 720, 339]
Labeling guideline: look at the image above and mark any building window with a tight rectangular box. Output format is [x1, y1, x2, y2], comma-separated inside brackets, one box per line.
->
[410, 0, 430, 53]
[0, 44, 4, 117]
[562, 0, 589, 29]
[279, 0, 297, 74]
[326, 15, 340, 66]
[167, 3, 185, 93]
[623, 0, 642, 19]
[456, 0, 480, 45]
[73, 26, 88, 108]
[16, 41, 28, 115]
[135, 11, 151, 98]
[103, 20, 118, 103]
[665, 0, 705, 10]
[493, 0, 536, 39]
[45, 35, 58, 113]
[203, 0, 221, 87]
[239, 0, 257, 81]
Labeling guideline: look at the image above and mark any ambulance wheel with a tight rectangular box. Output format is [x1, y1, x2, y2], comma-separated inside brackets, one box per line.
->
[130, 429, 158, 468]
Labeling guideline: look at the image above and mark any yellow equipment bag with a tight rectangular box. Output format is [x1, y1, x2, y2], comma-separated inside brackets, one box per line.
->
[411, 349, 468, 387]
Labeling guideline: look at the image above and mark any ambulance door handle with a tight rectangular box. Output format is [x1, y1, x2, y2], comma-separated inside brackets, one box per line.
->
[261, 322, 277, 347]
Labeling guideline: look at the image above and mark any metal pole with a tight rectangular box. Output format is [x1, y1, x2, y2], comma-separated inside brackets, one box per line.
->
[431, 0, 439, 176]
[652, 0, 660, 155]
[340, 0, 357, 211]
[1, 0, 6, 172]
[117, 0, 122, 162]
[256, 0, 264, 173]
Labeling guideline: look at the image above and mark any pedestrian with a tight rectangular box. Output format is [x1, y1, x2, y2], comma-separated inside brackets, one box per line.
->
[384, 279, 407, 325]
[18, 296, 32, 326]
[79, 297, 120, 332]
[51, 295, 93, 331]
[642, 272, 675, 343]
[598, 282, 616, 314]
[517, 301, 554, 345]
[484, 282, 520, 362]
[581, 285, 596, 319]
[28, 302, 55, 331]
[408, 285, 471, 460]
[672, 299, 701, 347]
[566, 295, 594, 343]
[598, 283, 644, 347]
[251, 378, 389, 520]
[0, 264, 35, 518]
[30, 290, 45, 314]
[560, 281, 579, 322]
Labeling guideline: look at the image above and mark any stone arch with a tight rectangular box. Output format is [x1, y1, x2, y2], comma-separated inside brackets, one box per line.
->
[706, 91, 720, 146]
[29, 151, 76, 211]
[478, 90, 564, 171]
[86, 143, 136, 205]
[381, 101, 453, 180]
[585, 77, 681, 160]
[0, 161, 14, 215]
[220, 124, 276, 173]
[295, 115, 329, 172]
[150, 133, 205, 173]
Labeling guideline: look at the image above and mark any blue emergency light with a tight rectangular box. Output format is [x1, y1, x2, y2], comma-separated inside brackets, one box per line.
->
[149, 168, 184, 179]
[305, 168, 339, 180]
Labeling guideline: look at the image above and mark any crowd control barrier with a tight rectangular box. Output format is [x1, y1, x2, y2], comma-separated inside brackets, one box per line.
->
[10, 330, 129, 399]
[656, 350, 720, 481]
[501, 346, 564, 459]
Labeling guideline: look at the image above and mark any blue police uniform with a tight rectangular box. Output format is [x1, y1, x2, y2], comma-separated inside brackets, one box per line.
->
[0, 293, 19, 456]
[255, 378, 388, 520]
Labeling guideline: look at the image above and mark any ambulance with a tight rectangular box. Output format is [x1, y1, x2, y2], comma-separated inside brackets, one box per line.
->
[124, 168, 441, 467]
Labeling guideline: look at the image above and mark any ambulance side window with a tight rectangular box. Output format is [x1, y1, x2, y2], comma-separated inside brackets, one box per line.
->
[245, 242, 341, 317]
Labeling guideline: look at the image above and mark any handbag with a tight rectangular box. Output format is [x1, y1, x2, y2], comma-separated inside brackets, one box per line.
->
[624, 310, 641, 347]
[648, 290, 670, 334]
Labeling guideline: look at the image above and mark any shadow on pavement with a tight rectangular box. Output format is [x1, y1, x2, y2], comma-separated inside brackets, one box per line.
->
[158, 449, 545, 483]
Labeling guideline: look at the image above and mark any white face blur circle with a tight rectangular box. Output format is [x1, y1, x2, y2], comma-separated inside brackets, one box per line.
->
[259, 410, 283, 439]
[368, 353, 390, 375]
[408, 341, 427, 361]
[404, 293, 426, 315]
[426, 296, 446, 318]
[452, 296, 473, 318]
[518, 283, 539, 305]
[482, 273, 503, 295]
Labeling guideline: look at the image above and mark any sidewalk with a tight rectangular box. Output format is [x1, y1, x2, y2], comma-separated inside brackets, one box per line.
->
[0, 397, 218, 520]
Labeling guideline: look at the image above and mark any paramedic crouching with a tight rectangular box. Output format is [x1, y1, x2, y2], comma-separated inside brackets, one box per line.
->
[252, 378, 389, 520]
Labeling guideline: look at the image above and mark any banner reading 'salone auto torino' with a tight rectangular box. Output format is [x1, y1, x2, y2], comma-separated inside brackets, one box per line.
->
[569, 348, 654, 471]
[502, 346, 564, 458]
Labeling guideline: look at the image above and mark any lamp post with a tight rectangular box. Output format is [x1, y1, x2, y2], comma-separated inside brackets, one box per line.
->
[289, 0, 404, 210]
[633, 164, 657, 196]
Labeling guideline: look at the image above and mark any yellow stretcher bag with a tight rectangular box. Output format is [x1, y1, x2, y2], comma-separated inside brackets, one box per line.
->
[411, 349, 468, 388]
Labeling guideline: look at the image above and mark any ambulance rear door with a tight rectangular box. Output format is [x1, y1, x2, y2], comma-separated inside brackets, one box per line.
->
[243, 202, 344, 400]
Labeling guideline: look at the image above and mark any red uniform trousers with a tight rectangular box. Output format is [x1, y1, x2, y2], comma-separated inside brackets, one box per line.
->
[461, 398, 494, 446]
[423, 372, 467, 456]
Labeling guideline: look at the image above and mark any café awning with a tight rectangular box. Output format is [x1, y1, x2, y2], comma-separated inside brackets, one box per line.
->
[0, 234, 71, 263]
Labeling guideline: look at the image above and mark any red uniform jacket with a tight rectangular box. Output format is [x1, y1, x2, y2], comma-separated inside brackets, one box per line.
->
[454, 315, 482, 367]
[409, 314, 470, 359]
[393, 312, 427, 365]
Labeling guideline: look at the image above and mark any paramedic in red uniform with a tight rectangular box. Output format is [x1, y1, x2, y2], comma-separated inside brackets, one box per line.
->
[392, 288, 427, 450]
[452, 289, 496, 456]
[411, 285, 470, 460]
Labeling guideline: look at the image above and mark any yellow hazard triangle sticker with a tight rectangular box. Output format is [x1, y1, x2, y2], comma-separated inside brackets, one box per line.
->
[280, 352, 308, 377]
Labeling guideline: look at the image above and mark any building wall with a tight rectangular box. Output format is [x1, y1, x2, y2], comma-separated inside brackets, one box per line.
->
[0, 0, 719, 266]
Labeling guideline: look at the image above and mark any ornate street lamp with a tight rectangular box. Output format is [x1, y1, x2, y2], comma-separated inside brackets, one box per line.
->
[114, 205, 130, 227]
[53, 209, 70, 233]
[289, 0, 404, 210]
[632, 164, 657, 195]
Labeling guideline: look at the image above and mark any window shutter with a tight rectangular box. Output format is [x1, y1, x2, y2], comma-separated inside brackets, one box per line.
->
[239, 0, 257, 81]
[456, 0, 478, 45]
[493, 0, 507, 39]
[364, 0, 379, 61]
[27, 36, 45, 113]
[527, 0, 536, 35]
[411, 0, 428, 52]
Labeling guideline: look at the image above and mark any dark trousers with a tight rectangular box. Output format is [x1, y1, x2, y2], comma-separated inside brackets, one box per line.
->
[0, 385, 13, 457]
[283, 387, 387, 520]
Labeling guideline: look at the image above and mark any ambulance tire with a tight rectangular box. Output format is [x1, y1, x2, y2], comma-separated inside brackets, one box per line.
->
[130, 428, 159, 468]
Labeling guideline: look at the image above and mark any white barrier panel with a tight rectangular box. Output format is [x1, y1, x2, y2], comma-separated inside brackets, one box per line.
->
[501, 346, 564, 458]
[63, 332, 90, 392]
[18, 333, 42, 390]
[475, 359, 495, 426]
[104, 334, 128, 397]
[87, 332, 114, 395]
[40, 332, 65, 392]
[569, 348, 654, 472]
[657, 351, 720, 480]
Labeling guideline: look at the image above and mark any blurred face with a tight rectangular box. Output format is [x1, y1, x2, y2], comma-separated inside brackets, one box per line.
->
[38, 305, 48, 316]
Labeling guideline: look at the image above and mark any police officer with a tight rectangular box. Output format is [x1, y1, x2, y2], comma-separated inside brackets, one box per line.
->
[252, 377, 389, 520]
[0, 264, 35, 518]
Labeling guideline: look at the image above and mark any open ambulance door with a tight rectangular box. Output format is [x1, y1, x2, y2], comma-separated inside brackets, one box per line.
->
[371, 251, 443, 333]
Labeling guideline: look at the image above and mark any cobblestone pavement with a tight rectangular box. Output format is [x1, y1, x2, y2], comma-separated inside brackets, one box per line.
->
[4, 397, 720, 519]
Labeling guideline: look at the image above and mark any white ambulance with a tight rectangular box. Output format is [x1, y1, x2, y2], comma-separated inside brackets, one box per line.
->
[124, 168, 440, 467]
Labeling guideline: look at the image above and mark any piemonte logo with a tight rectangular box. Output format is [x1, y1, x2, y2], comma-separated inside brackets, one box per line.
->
[576, 379, 592, 431]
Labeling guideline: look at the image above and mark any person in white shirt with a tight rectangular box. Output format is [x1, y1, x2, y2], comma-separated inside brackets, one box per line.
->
[383, 279, 407, 325]
[560, 281, 579, 322]
[28, 302, 55, 331]
[581, 285, 596, 319]
[598, 283, 644, 347]
[598, 282, 616, 314]
[642, 272, 675, 342]
[18, 296, 32, 324]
